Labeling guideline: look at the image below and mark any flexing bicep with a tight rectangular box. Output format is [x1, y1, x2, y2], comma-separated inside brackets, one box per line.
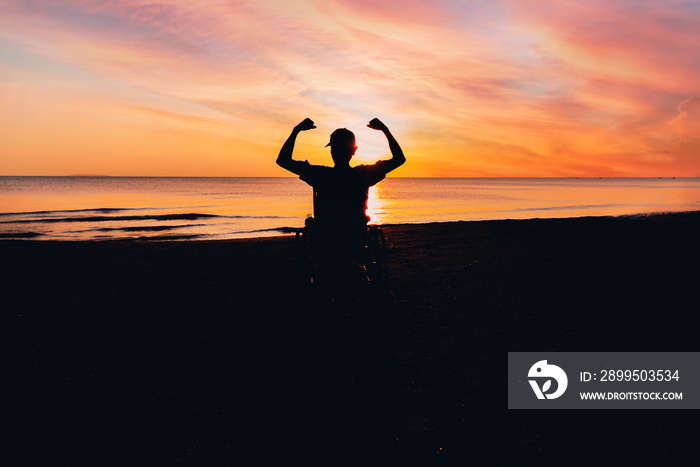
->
[383, 129, 406, 170]
[277, 158, 309, 176]
[378, 156, 404, 174]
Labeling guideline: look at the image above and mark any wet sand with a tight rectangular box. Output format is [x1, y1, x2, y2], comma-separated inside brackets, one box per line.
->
[5, 212, 699, 464]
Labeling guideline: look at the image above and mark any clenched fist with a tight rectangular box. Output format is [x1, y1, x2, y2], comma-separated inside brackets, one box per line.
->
[294, 118, 316, 132]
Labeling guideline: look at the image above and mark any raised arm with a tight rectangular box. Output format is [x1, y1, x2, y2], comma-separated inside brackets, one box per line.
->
[367, 118, 406, 173]
[276, 118, 316, 175]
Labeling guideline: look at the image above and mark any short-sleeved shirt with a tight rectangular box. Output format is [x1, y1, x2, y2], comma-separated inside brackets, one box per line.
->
[297, 160, 391, 229]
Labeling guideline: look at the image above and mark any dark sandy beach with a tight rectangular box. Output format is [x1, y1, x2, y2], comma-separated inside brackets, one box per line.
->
[4, 212, 699, 464]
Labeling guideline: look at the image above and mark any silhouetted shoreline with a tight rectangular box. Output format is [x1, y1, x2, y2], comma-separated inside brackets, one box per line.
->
[5, 212, 699, 464]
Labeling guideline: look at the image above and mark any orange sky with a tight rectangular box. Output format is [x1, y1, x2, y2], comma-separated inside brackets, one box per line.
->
[1, 0, 699, 177]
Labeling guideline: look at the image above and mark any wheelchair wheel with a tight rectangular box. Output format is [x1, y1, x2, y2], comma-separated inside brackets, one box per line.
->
[364, 225, 388, 288]
[294, 227, 314, 286]
[294, 223, 389, 291]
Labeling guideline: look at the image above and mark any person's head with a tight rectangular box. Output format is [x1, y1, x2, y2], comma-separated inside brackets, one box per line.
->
[325, 128, 357, 167]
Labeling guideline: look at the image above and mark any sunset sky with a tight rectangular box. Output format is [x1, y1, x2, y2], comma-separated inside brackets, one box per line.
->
[1, 0, 699, 177]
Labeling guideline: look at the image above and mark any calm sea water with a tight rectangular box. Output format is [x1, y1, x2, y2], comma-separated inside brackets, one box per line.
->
[1, 176, 699, 241]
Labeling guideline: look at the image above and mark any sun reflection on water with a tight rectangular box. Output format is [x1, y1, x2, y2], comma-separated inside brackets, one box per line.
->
[366, 185, 387, 225]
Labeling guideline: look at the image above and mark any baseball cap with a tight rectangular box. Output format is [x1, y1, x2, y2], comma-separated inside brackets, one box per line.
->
[325, 128, 356, 148]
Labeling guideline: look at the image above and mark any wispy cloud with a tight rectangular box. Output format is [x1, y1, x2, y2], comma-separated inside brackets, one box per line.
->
[1, 0, 699, 176]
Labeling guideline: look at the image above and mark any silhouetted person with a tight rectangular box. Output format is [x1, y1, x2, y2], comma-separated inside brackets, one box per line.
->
[278, 118, 403, 458]
[277, 117, 405, 280]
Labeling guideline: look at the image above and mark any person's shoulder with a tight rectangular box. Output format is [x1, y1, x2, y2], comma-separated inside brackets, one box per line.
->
[353, 161, 388, 186]
[355, 160, 391, 175]
[355, 160, 388, 170]
[298, 162, 332, 184]
[307, 163, 334, 175]
[298, 161, 331, 172]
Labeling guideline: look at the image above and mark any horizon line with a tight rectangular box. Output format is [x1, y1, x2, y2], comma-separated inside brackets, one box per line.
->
[0, 175, 694, 180]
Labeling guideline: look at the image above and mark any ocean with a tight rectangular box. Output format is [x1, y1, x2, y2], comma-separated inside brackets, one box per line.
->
[1, 176, 699, 241]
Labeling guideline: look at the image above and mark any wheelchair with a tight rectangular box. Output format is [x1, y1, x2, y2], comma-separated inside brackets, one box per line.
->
[294, 218, 389, 291]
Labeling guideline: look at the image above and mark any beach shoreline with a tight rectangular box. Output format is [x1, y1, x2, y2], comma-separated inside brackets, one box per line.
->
[5, 211, 699, 463]
[3, 176, 700, 242]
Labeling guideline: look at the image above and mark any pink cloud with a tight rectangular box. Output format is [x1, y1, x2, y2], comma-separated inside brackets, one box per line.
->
[671, 95, 700, 139]
[2, 0, 700, 176]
